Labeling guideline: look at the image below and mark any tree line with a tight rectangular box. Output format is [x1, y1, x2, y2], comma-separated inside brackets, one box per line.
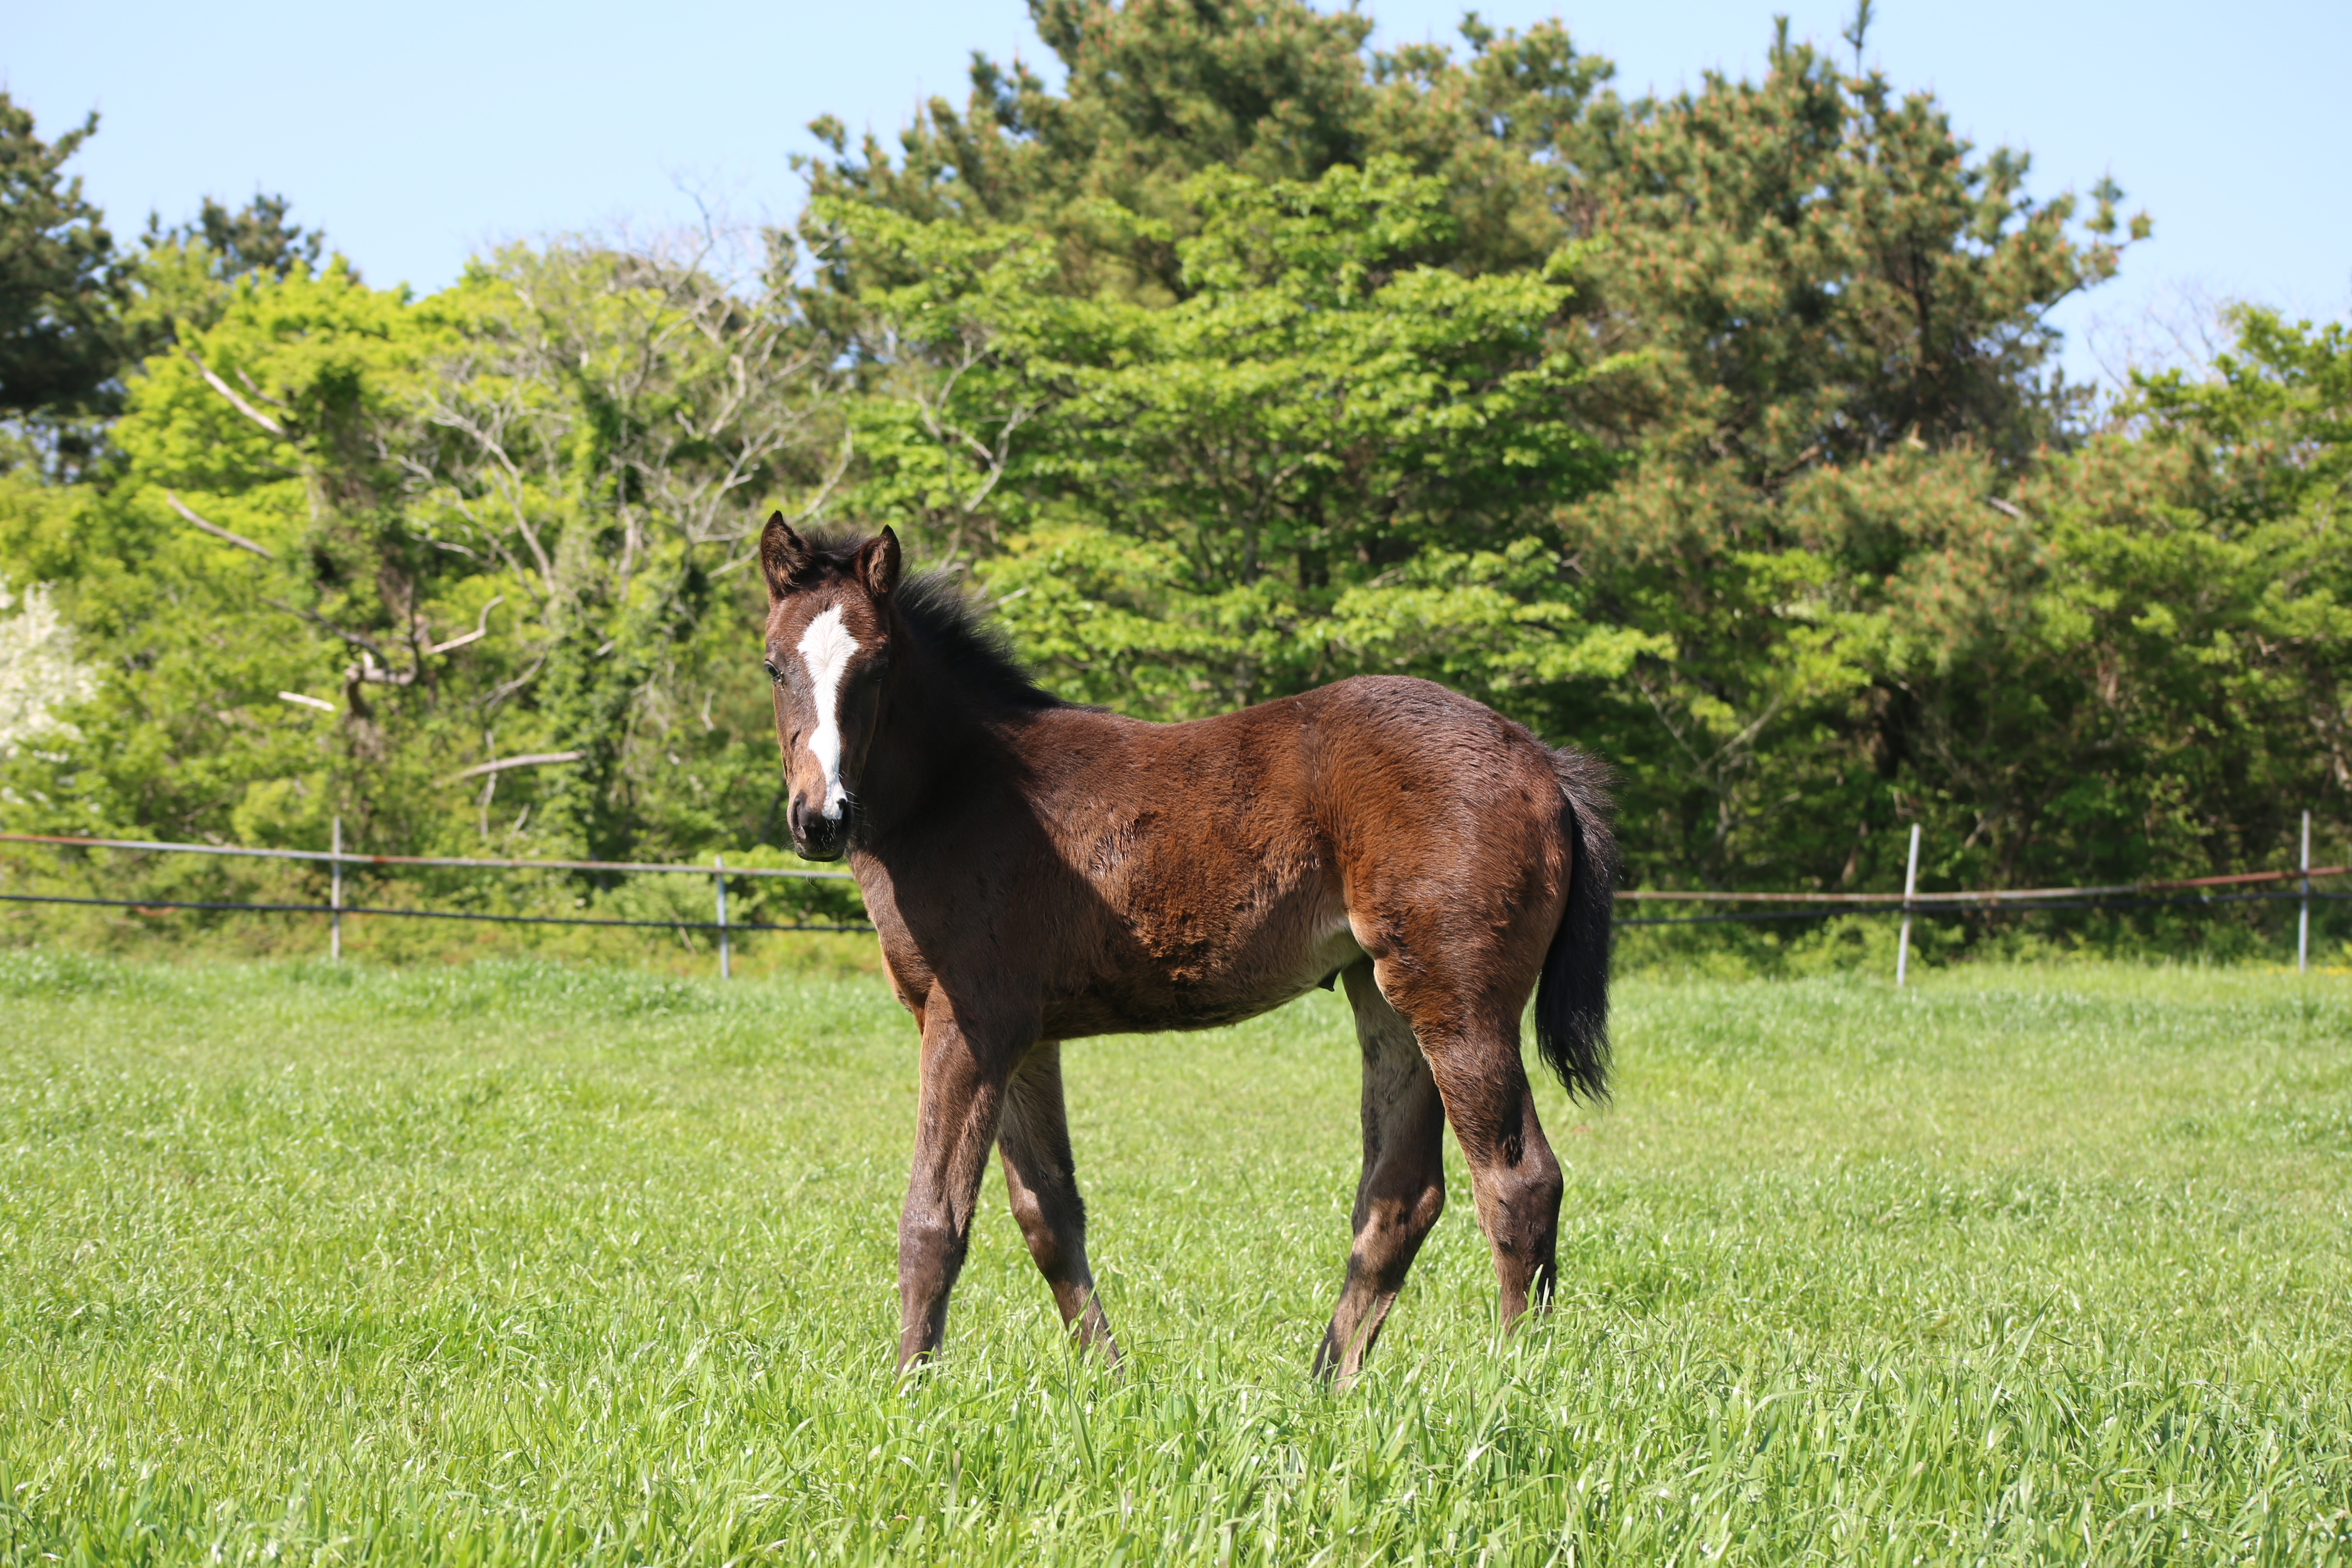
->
[2, 0, 2346, 948]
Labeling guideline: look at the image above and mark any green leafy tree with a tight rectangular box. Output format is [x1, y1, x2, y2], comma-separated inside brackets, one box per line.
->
[1, 236, 850, 896]
[1568, 23, 2141, 474]
[9, 0, 2340, 958]
[834, 158, 1646, 716]
[0, 94, 132, 469]
[129, 193, 331, 342]
[799, 0, 1608, 307]
[812, 4, 2156, 900]
[1524, 25, 2147, 890]
[1546, 305, 2349, 902]
[1999, 308, 2350, 882]
[158, 193, 325, 281]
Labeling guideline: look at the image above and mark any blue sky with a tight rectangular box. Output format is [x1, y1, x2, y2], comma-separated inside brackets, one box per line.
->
[7, 0, 2346, 385]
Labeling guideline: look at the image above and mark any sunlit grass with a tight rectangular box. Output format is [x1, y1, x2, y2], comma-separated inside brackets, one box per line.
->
[3, 955, 2348, 1563]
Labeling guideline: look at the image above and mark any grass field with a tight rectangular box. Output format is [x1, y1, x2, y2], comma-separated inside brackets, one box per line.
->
[4, 953, 2349, 1565]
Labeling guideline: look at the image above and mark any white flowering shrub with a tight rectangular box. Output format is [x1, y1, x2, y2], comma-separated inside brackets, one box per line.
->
[0, 578, 98, 757]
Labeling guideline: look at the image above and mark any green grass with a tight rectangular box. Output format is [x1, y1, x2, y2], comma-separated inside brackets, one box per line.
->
[3, 955, 2348, 1565]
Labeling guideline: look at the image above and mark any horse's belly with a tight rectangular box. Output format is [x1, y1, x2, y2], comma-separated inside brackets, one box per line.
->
[1039, 864, 1358, 1039]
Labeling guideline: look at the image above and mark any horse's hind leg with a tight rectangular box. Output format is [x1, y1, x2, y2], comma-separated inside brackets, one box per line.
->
[1315, 962, 1448, 1383]
[1417, 1006, 1564, 1332]
[998, 1041, 1118, 1363]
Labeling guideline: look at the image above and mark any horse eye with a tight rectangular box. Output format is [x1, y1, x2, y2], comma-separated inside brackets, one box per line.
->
[762, 659, 784, 685]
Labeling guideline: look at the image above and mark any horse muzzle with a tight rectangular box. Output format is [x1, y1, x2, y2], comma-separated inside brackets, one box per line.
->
[788, 796, 854, 862]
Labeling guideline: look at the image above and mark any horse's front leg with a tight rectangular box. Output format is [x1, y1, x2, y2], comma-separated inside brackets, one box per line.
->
[898, 1006, 1021, 1370]
[999, 1040, 1119, 1364]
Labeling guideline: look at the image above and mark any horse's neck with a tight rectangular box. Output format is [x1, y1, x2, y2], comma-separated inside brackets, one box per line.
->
[863, 666, 1025, 841]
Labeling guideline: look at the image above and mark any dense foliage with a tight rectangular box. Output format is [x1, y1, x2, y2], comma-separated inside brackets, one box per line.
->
[1, 3, 2345, 948]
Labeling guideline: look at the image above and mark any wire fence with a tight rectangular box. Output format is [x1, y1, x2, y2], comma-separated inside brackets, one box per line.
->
[0, 827, 869, 980]
[4, 821, 2344, 984]
[1618, 813, 2344, 984]
[1615, 877, 2352, 922]
[1616, 889, 2352, 925]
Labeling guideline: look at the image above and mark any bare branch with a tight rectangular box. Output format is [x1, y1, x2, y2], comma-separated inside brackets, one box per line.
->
[182, 349, 287, 438]
[232, 365, 294, 412]
[165, 491, 276, 560]
[477, 652, 551, 712]
[439, 750, 586, 785]
[348, 651, 416, 687]
[427, 596, 506, 655]
[713, 428, 854, 575]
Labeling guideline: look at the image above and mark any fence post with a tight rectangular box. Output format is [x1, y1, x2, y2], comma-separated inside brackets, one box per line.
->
[1895, 823, 1922, 988]
[330, 815, 343, 963]
[2299, 810, 2312, 975]
[714, 852, 730, 982]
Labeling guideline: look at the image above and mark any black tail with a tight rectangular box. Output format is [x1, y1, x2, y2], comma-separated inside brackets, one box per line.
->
[1535, 747, 1618, 1102]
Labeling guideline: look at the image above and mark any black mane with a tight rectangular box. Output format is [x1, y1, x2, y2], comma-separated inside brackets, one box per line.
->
[797, 531, 1063, 712]
[897, 569, 1065, 711]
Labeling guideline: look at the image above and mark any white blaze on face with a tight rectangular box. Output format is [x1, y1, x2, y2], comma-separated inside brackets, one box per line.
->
[796, 604, 860, 820]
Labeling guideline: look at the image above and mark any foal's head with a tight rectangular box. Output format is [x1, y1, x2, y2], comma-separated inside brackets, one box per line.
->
[757, 515, 901, 861]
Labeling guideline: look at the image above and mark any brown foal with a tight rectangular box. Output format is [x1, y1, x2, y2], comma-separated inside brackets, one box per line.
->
[757, 519, 1616, 1379]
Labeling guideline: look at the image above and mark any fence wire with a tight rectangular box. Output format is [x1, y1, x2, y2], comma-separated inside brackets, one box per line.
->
[0, 892, 871, 934]
[1617, 888, 2352, 926]
[4, 831, 2342, 946]
[0, 830, 878, 951]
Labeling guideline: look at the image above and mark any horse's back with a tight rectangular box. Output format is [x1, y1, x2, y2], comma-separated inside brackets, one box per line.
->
[1301, 675, 1569, 817]
[1015, 676, 1573, 1037]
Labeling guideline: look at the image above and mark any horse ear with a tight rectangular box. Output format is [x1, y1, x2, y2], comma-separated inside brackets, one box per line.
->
[760, 512, 813, 601]
[857, 526, 902, 601]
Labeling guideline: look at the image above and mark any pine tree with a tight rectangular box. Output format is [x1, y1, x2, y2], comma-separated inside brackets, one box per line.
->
[0, 95, 130, 426]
